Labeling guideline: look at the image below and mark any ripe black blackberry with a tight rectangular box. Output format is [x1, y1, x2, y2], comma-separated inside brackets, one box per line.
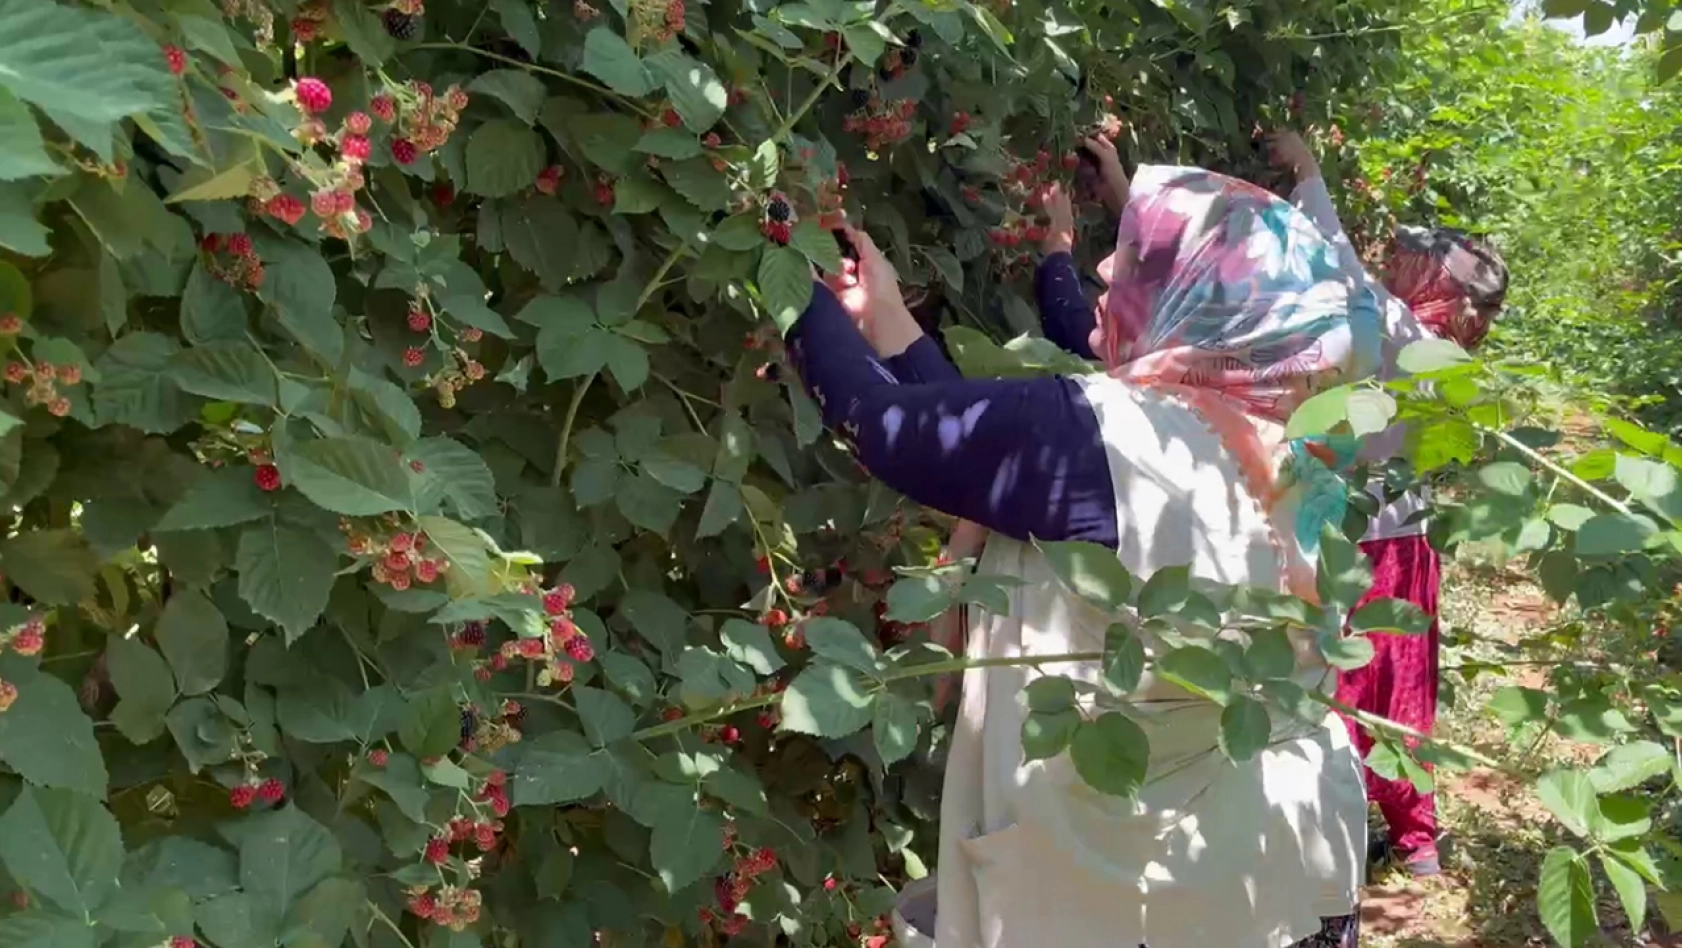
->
[383, 8, 419, 39]
[766, 197, 792, 222]
[901, 47, 919, 67]
[906, 28, 923, 48]
[849, 88, 870, 108]
[459, 708, 476, 745]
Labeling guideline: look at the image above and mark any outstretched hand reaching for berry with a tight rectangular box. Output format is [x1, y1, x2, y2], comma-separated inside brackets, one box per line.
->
[1267, 130, 1321, 184]
[1081, 135, 1129, 215]
[823, 224, 922, 357]
[1040, 184, 1075, 256]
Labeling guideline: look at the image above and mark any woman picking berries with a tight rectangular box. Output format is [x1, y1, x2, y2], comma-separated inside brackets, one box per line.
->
[1269, 130, 1508, 880]
[781, 142, 1392, 946]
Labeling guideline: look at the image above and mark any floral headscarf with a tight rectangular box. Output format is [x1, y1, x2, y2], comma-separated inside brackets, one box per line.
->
[1098, 166, 1387, 593]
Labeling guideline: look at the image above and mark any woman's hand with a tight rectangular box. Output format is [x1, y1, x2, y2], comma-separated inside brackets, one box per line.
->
[1081, 135, 1129, 215]
[824, 224, 923, 357]
[1268, 130, 1321, 183]
[1041, 183, 1075, 256]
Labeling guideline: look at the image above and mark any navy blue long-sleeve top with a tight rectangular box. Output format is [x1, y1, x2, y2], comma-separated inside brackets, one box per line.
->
[785, 253, 1119, 548]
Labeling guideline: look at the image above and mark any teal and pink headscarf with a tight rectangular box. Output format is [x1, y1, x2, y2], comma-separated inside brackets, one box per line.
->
[1097, 166, 1386, 593]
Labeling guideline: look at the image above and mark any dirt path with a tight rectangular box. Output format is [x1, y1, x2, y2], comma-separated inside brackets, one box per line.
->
[1358, 562, 1646, 948]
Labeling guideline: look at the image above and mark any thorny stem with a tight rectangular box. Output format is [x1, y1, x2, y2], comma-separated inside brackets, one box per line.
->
[1482, 425, 1637, 517]
[773, 52, 854, 142]
[367, 901, 420, 948]
[414, 42, 653, 117]
[551, 374, 596, 489]
[1308, 689, 1516, 775]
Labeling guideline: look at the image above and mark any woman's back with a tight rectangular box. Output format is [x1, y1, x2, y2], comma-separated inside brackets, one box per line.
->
[936, 375, 1365, 948]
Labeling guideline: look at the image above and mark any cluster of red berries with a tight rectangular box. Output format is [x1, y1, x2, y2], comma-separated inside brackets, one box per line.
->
[163, 44, 187, 76]
[630, 0, 684, 43]
[949, 110, 972, 137]
[842, 95, 917, 152]
[3, 353, 82, 419]
[700, 846, 780, 934]
[535, 164, 565, 195]
[228, 777, 286, 809]
[476, 767, 512, 817]
[496, 584, 594, 687]
[407, 884, 482, 932]
[343, 525, 452, 591]
[170, 937, 199, 948]
[573, 0, 599, 19]
[417, 334, 486, 407]
[199, 231, 266, 290]
[593, 174, 616, 207]
[760, 192, 795, 245]
[0, 616, 46, 713]
[375, 80, 469, 165]
[289, 0, 328, 43]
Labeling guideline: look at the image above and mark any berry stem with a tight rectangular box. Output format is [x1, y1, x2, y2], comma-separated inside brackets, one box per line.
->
[413, 42, 654, 119]
[551, 373, 596, 489]
[772, 51, 855, 142]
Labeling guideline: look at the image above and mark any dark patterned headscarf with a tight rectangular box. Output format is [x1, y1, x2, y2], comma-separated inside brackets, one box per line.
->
[1383, 226, 1508, 350]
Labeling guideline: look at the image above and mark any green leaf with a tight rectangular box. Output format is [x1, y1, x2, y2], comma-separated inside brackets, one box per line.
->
[1488, 685, 1549, 727]
[1284, 387, 1350, 439]
[0, 88, 59, 180]
[0, 656, 106, 794]
[1589, 741, 1671, 793]
[884, 573, 956, 623]
[789, 220, 844, 274]
[648, 800, 724, 893]
[1536, 769, 1598, 837]
[1477, 461, 1532, 496]
[719, 618, 785, 676]
[155, 467, 271, 532]
[332, 0, 396, 64]
[235, 522, 336, 644]
[1318, 631, 1374, 671]
[1537, 846, 1596, 948]
[1069, 712, 1149, 799]
[1038, 539, 1133, 611]
[635, 127, 703, 159]
[1156, 645, 1234, 704]
[106, 636, 176, 744]
[1349, 597, 1431, 635]
[280, 436, 414, 516]
[758, 246, 813, 334]
[181, 261, 249, 344]
[647, 50, 727, 131]
[581, 28, 655, 96]
[513, 730, 604, 804]
[1102, 624, 1145, 694]
[1137, 565, 1190, 617]
[1575, 512, 1657, 557]
[662, 158, 731, 211]
[802, 617, 879, 672]
[1601, 850, 1647, 935]
[169, 341, 277, 406]
[1219, 696, 1271, 762]
[576, 686, 635, 746]
[873, 692, 920, 765]
[238, 806, 342, 932]
[0, 0, 172, 130]
[0, 910, 95, 948]
[405, 437, 497, 521]
[93, 332, 196, 433]
[1021, 708, 1080, 761]
[257, 240, 341, 366]
[465, 119, 545, 198]
[570, 113, 644, 175]
[1026, 676, 1078, 714]
[1396, 338, 1471, 374]
[400, 688, 461, 759]
[1344, 389, 1397, 437]
[780, 662, 874, 737]
[468, 68, 547, 124]
[0, 786, 123, 920]
[0, 529, 97, 605]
